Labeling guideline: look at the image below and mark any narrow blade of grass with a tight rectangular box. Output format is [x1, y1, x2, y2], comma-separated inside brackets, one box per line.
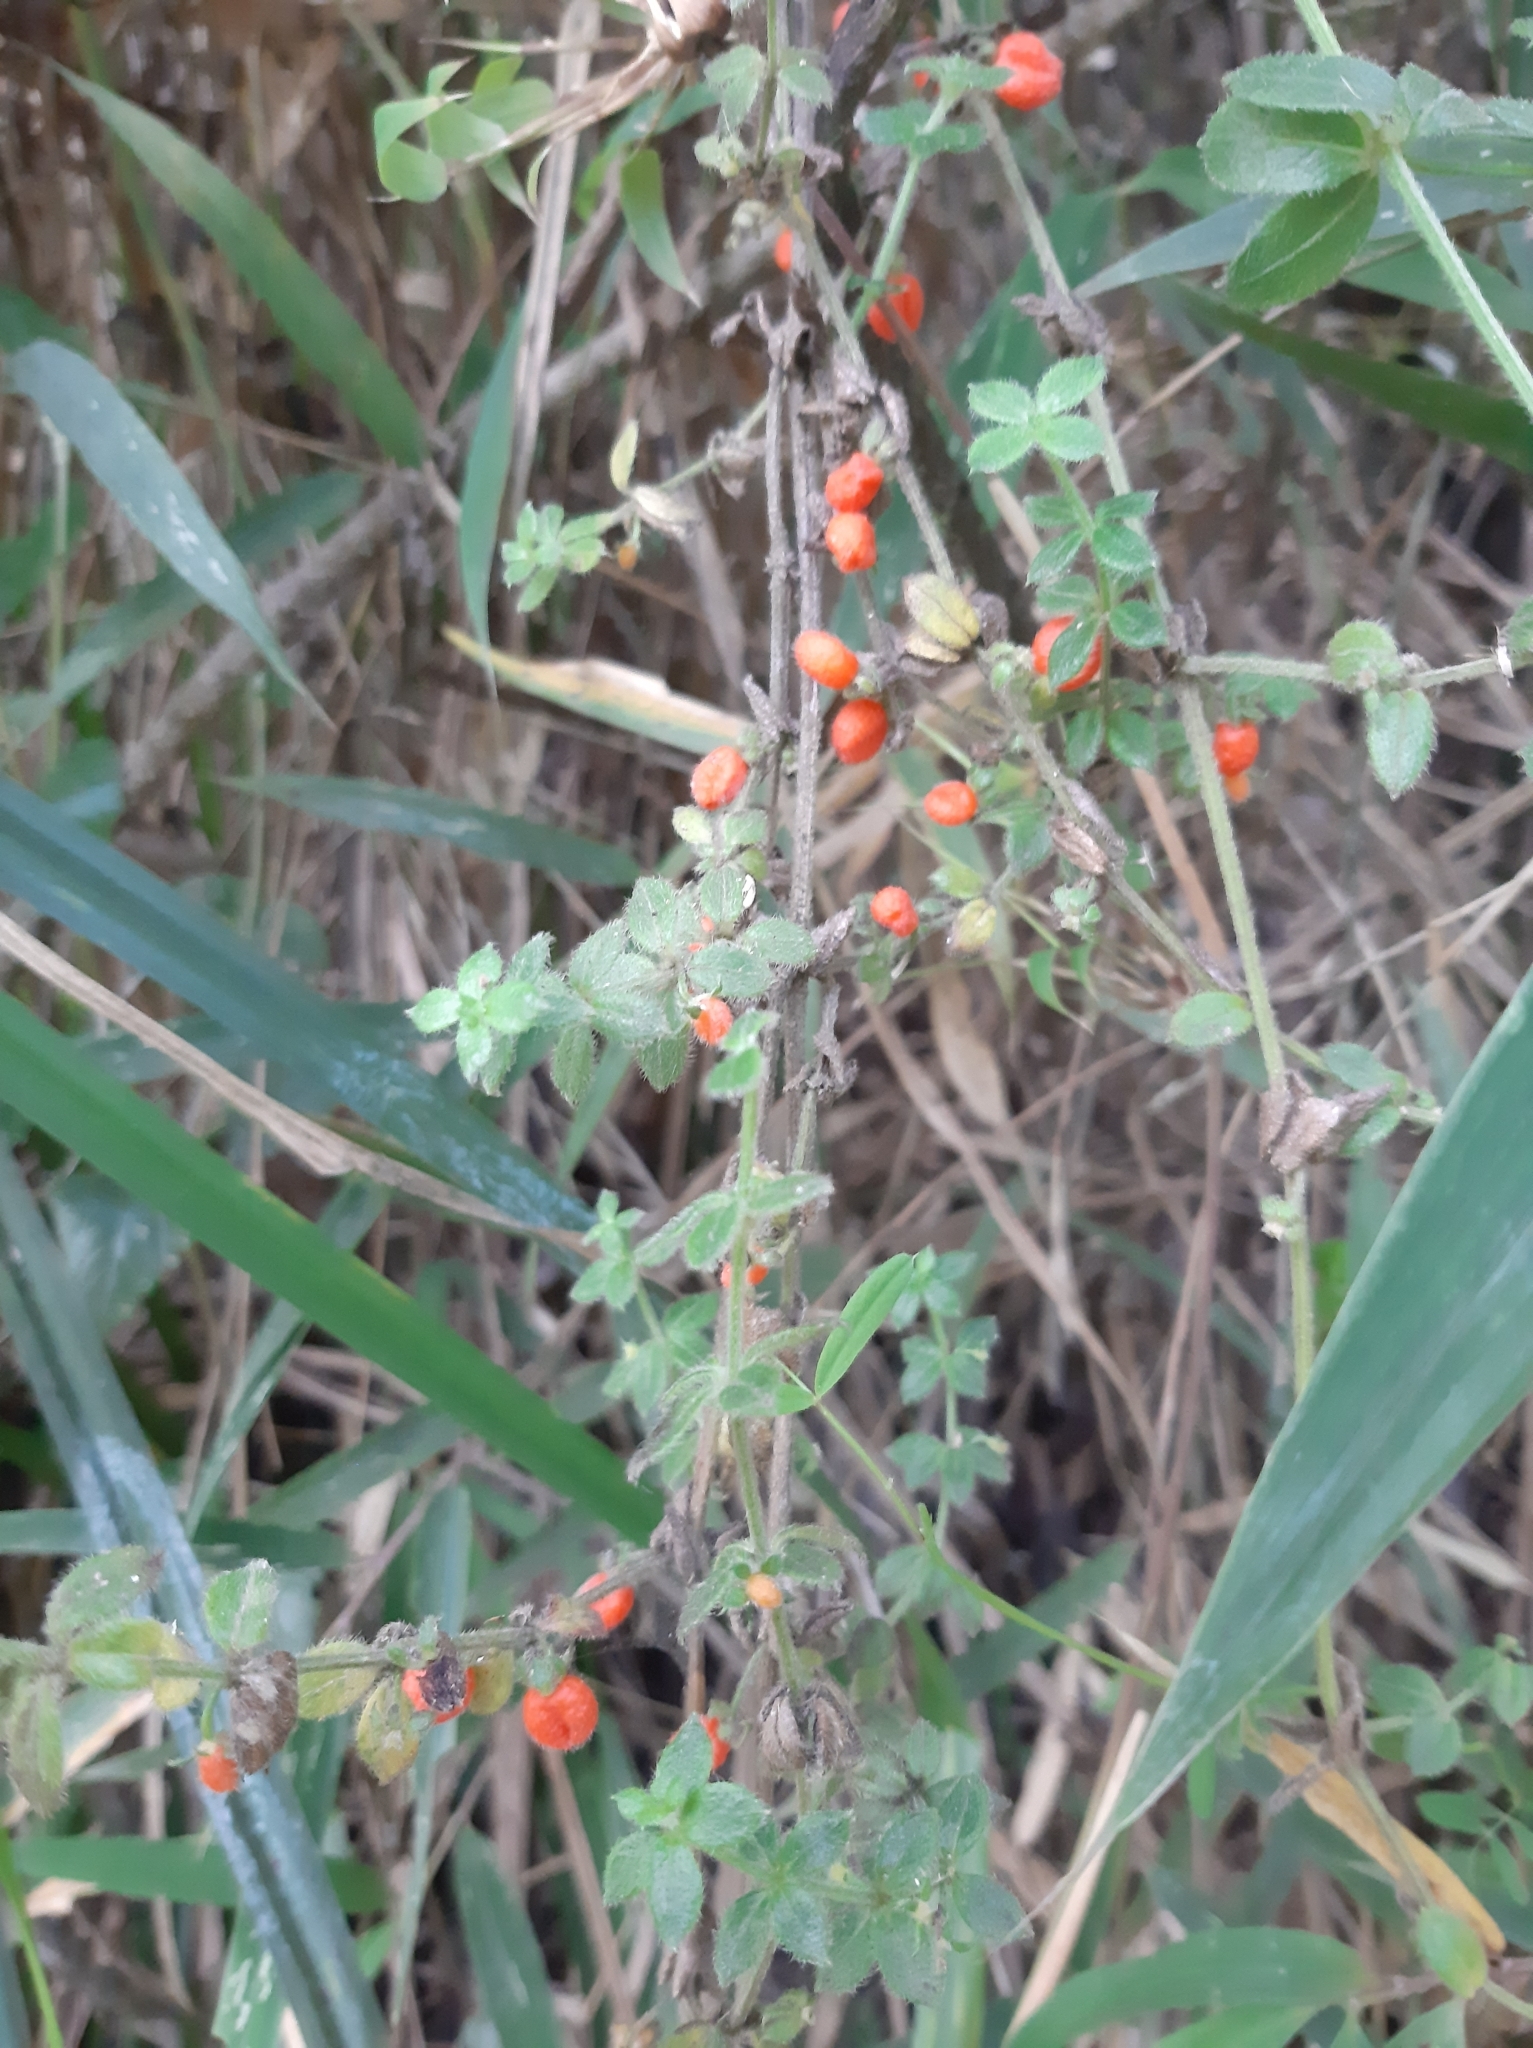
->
[0, 992, 662, 1543]
[0, 1150, 384, 2048]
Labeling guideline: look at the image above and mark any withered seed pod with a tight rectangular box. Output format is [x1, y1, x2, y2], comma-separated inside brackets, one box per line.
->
[227, 1649, 299, 1777]
[413, 1649, 467, 1718]
[758, 1679, 860, 1778]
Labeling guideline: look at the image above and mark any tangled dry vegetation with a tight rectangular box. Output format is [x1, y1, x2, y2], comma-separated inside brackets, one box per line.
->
[1, 0, 1532, 2041]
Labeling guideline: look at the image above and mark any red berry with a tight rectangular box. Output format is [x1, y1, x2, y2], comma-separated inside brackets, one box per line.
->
[824, 452, 884, 514]
[691, 745, 749, 811]
[825, 511, 877, 574]
[1212, 720, 1261, 778]
[521, 1673, 600, 1752]
[923, 780, 978, 827]
[868, 272, 925, 343]
[870, 886, 919, 938]
[1031, 615, 1102, 692]
[794, 629, 860, 692]
[994, 31, 1063, 111]
[831, 0, 850, 26]
[691, 996, 733, 1046]
[198, 1743, 240, 1796]
[1223, 770, 1252, 805]
[701, 1713, 731, 1770]
[774, 227, 795, 272]
[830, 697, 889, 764]
[577, 1571, 635, 1631]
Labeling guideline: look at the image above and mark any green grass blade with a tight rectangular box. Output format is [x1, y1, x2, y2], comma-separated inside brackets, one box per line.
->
[0, 774, 590, 1233]
[186, 1178, 387, 1534]
[66, 73, 425, 466]
[452, 1829, 562, 2048]
[1180, 286, 1533, 470]
[1155, 2012, 1322, 2048]
[248, 1409, 460, 1532]
[1008, 1929, 1367, 2048]
[0, 1151, 384, 2048]
[230, 773, 638, 887]
[50, 472, 361, 709]
[10, 1837, 384, 1914]
[459, 310, 524, 647]
[4, 342, 304, 697]
[1102, 969, 1533, 1847]
[0, 992, 662, 1542]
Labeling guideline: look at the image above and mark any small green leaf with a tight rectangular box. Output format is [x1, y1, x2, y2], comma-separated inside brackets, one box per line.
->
[619, 149, 697, 304]
[1327, 618, 1402, 689]
[1033, 355, 1106, 413]
[45, 1545, 159, 1641]
[1225, 172, 1380, 311]
[705, 44, 764, 128]
[1415, 1907, 1486, 1998]
[1226, 51, 1398, 118]
[1170, 991, 1254, 1048]
[1364, 686, 1435, 797]
[5, 1677, 64, 1816]
[378, 139, 448, 202]
[297, 1661, 375, 1722]
[815, 1255, 915, 1395]
[649, 1841, 704, 1947]
[950, 1872, 1024, 1943]
[205, 1559, 279, 1651]
[355, 1675, 419, 1785]
[715, 1889, 775, 1982]
[1201, 99, 1369, 196]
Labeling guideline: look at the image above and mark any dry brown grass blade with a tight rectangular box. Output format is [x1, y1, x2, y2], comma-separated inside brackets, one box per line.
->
[1262, 1729, 1506, 1954]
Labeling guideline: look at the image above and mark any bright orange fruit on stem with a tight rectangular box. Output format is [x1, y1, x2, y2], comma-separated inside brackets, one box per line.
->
[793, 629, 859, 691]
[994, 30, 1063, 110]
[1031, 615, 1102, 692]
[773, 227, 795, 272]
[721, 1259, 769, 1288]
[830, 697, 889, 764]
[745, 1572, 783, 1610]
[870, 886, 919, 938]
[868, 271, 925, 343]
[691, 995, 733, 1046]
[198, 1743, 240, 1795]
[1213, 719, 1261, 778]
[577, 1571, 635, 1630]
[824, 452, 884, 513]
[1222, 770, 1252, 805]
[691, 745, 749, 810]
[701, 1713, 731, 1770]
[923, 780, 978, 826]
[825, 510, 877, 574]
[521, 1673, 600, 1752]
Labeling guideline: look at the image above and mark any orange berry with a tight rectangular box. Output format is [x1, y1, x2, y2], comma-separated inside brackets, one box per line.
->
[831, 0, 850, 26]
[774, 227, 795, 272]
[1222, 770, 1252, 804]
[994, 31, 1063, 111]
[701, 1713, 731, 1771]
[830, 696, 889, 764]
[691, 745, 750, 811]
[824, 452, 884, 514]
[616, 539, 639, 571]
[923, 780, 978, 827]
[868, 272, 925, 343]
[691, 996, 733, 1046]
[577, 1571, 635, 1631]
[1212, 720, 1261, 778]
[794, 629, 860, 692]
[1031, 615, 1102, 693]
[521, 1673, 599, 1752]
[744, 1572, 783, 1610]
[198, 1743, 240, 1796]
[721, 1260, 769, 1288]
[825, 510, 877, 574]
[870, 885, 918, 938]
